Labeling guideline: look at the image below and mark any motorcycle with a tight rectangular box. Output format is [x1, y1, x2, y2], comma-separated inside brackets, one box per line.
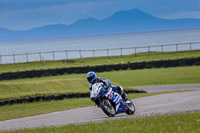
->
[90, 82, 135, 117]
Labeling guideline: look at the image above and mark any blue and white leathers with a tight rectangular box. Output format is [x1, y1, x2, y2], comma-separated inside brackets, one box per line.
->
[105, 88, 127, 114]
[90, 83, 129, 115]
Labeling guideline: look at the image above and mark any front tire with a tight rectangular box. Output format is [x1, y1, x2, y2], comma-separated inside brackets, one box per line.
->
[125, 99, 136, 115]
[100, 99, 115, 117]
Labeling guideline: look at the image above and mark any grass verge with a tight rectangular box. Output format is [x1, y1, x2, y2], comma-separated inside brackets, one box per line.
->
[0, 50, 200, 73]
[0, 66, 200, 99]
[3, 112, 200, 133]
[0, 91, 190, 121]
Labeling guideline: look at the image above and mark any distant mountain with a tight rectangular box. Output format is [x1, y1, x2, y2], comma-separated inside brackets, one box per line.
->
[1, 9, 200, 42]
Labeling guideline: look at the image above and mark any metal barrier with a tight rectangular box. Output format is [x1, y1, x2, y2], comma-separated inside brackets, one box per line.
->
[0, 42, 200, 64]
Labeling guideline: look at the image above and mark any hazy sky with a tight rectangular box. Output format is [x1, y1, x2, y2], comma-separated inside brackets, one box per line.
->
[1, 0, 200, 30]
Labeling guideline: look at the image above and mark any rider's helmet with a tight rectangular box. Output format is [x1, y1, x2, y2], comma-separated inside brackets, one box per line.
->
[86, 71, 97, 83]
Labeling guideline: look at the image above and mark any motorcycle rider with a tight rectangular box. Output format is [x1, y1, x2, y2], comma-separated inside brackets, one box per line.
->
[86, 71, 128, 102]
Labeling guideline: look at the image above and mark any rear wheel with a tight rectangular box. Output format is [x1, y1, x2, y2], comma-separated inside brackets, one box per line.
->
[100, 99, 115, 117]
[125, 99, 136, 115]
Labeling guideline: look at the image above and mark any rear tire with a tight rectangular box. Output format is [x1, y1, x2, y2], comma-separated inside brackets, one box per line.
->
[100, 99, 115, 117]
[125, 99, 136, 115]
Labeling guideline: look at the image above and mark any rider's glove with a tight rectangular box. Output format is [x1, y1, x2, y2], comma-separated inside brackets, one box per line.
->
[103, 84, 110, 90]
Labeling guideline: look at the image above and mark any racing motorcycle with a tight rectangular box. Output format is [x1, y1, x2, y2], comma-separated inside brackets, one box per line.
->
[90, 83, 135, 117]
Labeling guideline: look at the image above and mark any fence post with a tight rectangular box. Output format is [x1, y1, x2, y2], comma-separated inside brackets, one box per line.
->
[134, 47, 137, 57]
[190, 43, 192, 51]
[107, 49, 109, 58]
[0, 55, 2, 64]
[176, 44, 178, 52]
[52, 51, 55, 61]
[161, 45, 164, 53]
[148, 46, 150, 55]
[93, 50, 95, 57]
[79, 50, 82, 59]
[39, 52, 42, 62]
[120, 48, 123, 57]
[26, 53, 29, 63]
[66, 50, 68, 59]
[13, 54, 15, 64]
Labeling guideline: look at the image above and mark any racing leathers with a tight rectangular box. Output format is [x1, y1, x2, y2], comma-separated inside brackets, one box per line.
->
[89, 77, 128, 101]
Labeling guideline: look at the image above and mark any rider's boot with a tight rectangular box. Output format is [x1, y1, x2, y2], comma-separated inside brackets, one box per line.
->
[121, 93, 128, 102]
[119, 86, 128, 102]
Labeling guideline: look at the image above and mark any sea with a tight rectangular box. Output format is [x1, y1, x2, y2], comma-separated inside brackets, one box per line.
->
[0, 28, 200, 64]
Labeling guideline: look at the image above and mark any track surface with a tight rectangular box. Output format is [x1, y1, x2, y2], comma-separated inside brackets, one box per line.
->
[132, 83, 200, 92]
[0, 85, 200, 131]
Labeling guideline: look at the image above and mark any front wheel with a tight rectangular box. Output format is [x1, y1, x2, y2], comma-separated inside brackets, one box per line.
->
[100, 99, 115, 117]
[125, 99, 136, 115]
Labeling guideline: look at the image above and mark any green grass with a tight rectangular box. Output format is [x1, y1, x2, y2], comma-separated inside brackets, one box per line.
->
[0, 91, 190, 122]
[3, 112, 200, 133]
[0, 50, 200, 73]
[0, 50, 199, 131]
[0, 66, 200, 99]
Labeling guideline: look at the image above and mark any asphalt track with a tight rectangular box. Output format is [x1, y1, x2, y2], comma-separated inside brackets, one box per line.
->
[132, 83, 200, 92]
[0, 84, 200, 131]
